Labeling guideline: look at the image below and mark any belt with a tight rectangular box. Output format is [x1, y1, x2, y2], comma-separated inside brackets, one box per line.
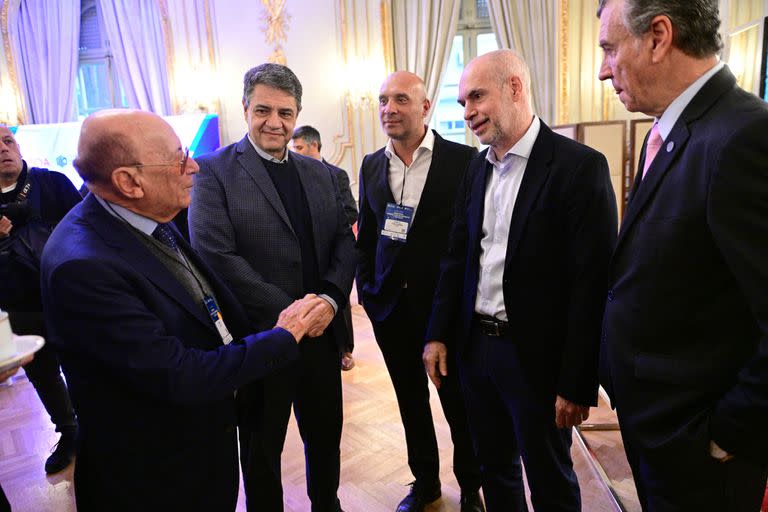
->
[474, 314, 510, 337]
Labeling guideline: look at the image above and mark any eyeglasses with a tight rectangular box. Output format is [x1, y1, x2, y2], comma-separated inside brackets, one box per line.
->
[133, 147, 190, 175]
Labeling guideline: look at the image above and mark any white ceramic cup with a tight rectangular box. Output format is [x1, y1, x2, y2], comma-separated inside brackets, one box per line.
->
[0, 310, 17, 360]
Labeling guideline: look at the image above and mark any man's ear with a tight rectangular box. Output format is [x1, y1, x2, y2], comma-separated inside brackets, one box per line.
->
[111, 167, 145, 199]
[649, 14, 673, 63]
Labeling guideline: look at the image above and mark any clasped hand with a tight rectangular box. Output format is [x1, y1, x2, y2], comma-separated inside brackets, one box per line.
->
[275, 294, 335, 341]
[0, 215, 12, 238]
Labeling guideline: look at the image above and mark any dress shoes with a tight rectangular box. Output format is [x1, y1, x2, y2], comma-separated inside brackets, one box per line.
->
[45, 427, 77, 474]
[396, 483, 441, 512]
[460, 490, 486, 512]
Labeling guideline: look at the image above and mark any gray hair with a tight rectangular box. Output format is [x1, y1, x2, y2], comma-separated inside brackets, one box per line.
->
[597, 0, 722, 58]
[292, 125, 322, 150]
[242, 63, 303, 110]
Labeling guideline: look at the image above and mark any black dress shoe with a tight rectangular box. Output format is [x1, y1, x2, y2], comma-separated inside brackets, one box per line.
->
[45, 428, 77, 474]
[395, 483, 441, 512]
[460, 490, 486, 512]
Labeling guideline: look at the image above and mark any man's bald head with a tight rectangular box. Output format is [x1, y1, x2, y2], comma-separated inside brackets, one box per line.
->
[466, 49, 533, 110]
[74, 110, 197, 222]
[378, 71, 431, 145]
[74, 110, 173, 186]
[459, 49, 535, 157]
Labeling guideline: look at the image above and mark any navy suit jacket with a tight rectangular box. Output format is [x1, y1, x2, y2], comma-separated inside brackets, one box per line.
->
[356, 131, 477, 325]
[322, 159, 358, 227]
[40, 194, 299, 510]
[427, 123, 617, 405]
[601, 66, 768, 463]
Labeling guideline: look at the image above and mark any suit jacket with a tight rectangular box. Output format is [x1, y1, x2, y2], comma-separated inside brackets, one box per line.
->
[601, 66, 768, 463]
[40, 194, 299, 510]
[356, 130, 476, 325]
[0, 164, 81, 311]
[427, 123, 617, 405]
[323, 159, 358, 227]
[189, 136, 356, 347]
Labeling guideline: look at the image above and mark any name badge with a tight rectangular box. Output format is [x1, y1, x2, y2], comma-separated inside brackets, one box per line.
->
[203, 295, 234, 344]
[381, 203, 414, 242]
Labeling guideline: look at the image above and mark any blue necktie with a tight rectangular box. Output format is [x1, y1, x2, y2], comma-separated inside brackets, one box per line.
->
[152, 223, 178, 251]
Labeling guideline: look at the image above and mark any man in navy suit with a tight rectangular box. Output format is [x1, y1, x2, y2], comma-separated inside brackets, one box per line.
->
[425, 50, 617, 512]
[356, 71, 483, 512]
[597, 0, 768, 510]
[40, 110, 323, 511]
[189, 64, 356, 512]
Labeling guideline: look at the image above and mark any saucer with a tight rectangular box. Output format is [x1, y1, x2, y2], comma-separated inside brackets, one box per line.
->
[0, 335, 45, 374]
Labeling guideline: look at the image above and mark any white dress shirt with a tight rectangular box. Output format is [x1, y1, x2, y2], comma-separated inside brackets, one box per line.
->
[656, 61, 724, 140]
[475, 116, 541, 321]
[385, 127, 435, 218]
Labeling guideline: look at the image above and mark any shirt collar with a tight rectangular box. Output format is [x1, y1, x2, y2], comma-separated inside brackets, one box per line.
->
[247, 134, 289, 163]
[384, 126, 435, 162]
[94, 194, 158, 236]
[656, 61, 724, 140]
[486, 116, 541, 167]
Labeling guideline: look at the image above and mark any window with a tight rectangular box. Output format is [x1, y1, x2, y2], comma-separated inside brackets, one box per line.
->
[75, 0, 128, 118]
[429, 0, 498, 146]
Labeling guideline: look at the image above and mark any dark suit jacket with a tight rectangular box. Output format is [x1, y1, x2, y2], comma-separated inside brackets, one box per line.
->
[189, 136, 356, 347]
[427, 123, 617, 405]
[356, 131, 477, 325]
[323, 159, 358, 227]
[601, 66, 768, 463]
[40, 194, 299, 511]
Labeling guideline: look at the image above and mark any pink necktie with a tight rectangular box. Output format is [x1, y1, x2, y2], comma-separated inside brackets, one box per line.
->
[642, 122, 663, 179]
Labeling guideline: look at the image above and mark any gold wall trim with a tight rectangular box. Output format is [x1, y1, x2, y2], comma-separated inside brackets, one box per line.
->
[328, 0, 355, 168]
[260, 0, 290, 65]
[558, 0, 569, 125]
[1, 0, 24, 124]
[380, 0, 394, 73]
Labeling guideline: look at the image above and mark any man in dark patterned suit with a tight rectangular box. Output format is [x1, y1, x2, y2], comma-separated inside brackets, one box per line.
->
[189, 63, 356, 512]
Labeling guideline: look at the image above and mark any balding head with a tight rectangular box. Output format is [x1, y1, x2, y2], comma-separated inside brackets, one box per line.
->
[74, 109, 198, 222]
[459, 49, 535, 158]
[378, 71, 430, 146]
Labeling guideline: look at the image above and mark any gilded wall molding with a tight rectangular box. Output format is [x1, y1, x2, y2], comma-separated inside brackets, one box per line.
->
[260, 0, 290, 65]
[558, 0, 569, 125]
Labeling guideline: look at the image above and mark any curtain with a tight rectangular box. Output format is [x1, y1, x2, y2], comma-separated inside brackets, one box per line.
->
[390, 0, 461, 122]
[99, 0, 172, 115]
[487, 0, 556, 125]
[7, 0, 80, 123]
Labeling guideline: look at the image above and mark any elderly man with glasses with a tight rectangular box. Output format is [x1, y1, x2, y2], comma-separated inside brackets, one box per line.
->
[40, 109, 326, 512]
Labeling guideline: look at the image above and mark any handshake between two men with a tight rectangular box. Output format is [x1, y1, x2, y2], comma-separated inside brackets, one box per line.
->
[276, 294, 338, 342]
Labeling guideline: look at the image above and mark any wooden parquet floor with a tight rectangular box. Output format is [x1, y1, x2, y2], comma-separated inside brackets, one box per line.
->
[0, 303, 640, 511]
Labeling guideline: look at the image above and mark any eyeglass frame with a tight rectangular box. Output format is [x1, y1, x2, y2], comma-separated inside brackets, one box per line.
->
[132, 147, 190, 176]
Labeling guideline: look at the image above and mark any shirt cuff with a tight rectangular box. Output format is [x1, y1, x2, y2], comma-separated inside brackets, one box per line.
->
[318, 294, 338, 314]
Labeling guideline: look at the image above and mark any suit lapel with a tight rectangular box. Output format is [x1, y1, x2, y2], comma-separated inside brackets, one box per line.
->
[83, 196, 215, 331]
[294, 155, 325, 256]
[235, 136, 294, 234]
[467, 155, 491, 275]
[504, 124, 554, 268]
[409, 131, 449, 235]
[614, 66, 736, 256]
[371, 150, 396, 206]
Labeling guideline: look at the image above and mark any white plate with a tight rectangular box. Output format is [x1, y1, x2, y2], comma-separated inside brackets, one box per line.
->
[0, 335, 45, 374]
